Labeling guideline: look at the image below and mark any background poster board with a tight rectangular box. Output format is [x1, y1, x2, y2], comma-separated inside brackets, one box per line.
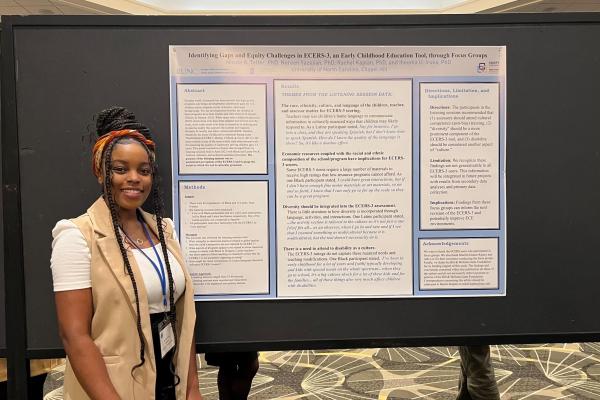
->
[2, 15, 600, 358]
[0, 151, 4, 354]
[0, 95, 5, 354]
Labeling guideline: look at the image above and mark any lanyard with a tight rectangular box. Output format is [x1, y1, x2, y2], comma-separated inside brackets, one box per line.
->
[121, 215, 168, 308]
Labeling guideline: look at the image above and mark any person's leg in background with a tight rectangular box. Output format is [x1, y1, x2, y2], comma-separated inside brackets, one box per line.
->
[27, 372, 46, 400]
[0, 358, 50, 400]
[0, 358, 6, 400]
[208, 352, 259, 400]
[456, 345, 500, 400]
[0, 374, 46, 400]
[221, 354, 258, 400]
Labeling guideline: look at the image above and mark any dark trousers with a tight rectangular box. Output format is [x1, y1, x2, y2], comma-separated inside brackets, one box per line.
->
[457, 345, 500, 400]
[151, 313, 177, 400]
[0, 373, 46, 400]
[205, 352, 259, 400]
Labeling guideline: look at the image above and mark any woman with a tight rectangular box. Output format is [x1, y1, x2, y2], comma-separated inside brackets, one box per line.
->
[51, 107, 202, 400]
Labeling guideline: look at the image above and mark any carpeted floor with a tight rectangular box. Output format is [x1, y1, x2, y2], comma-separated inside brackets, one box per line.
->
[43, 343, 600, 399]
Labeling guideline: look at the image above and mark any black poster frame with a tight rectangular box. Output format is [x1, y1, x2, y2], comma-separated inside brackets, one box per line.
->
[3, 13, 600, 399]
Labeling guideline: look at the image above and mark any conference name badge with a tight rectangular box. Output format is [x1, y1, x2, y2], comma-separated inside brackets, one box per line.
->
[159, 318, 175, 358]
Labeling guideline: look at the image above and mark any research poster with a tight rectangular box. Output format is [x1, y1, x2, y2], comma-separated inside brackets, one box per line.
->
[169, 46, 506, 300]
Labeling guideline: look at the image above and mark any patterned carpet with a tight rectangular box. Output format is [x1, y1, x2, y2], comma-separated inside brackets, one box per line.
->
[43, 343, 600, 399]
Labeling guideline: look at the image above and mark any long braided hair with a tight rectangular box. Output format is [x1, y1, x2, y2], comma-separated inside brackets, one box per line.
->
[95, 106, 180, 383]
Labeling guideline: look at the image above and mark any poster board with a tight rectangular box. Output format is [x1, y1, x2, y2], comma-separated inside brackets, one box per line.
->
[0, 153, 5, 354]
[0, 80, 5, 353]
[2, 14, 600, 356]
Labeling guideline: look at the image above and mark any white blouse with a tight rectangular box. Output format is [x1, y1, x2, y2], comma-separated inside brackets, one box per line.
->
[51, 218, 185, 314]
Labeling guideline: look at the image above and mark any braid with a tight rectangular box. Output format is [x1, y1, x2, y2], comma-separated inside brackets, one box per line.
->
[151, 172, 180, 386]
[103, 139, 147, 372]
[96, 106, 150, 137]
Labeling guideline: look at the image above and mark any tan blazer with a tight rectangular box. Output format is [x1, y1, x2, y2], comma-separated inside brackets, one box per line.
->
[63, 197, 196, 400]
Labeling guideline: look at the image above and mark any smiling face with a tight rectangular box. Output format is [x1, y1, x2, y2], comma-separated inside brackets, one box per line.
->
[100, 140, 153, 214]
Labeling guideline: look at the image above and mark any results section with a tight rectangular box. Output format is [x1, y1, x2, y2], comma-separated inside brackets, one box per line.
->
[275, 80, 413, 297]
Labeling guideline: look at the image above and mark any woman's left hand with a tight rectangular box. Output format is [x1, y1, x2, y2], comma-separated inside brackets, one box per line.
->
[187, 342, 202, 400]
[187, 389, 202, 400]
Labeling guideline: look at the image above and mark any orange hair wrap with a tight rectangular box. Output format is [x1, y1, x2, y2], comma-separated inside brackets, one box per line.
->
[92, 129, 156, 177]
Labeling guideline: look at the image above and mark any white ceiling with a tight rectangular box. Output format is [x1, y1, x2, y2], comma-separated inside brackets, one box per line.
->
[135, 0, 477, 12]
[486, 0, 600, 12]
[1, 0, 599, 15]
[0, 0, 115, 15]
